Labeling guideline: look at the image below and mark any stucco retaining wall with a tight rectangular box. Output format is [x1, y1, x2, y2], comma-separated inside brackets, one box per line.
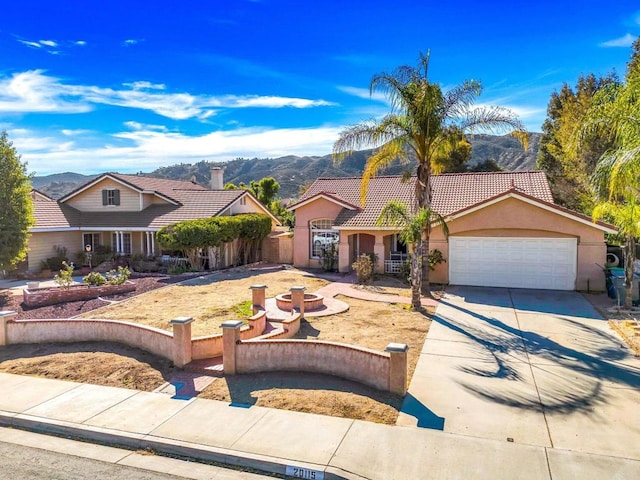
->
[5, 318, 173, 360]
[190, 310, 267, 359]
[236, 339, 391, 391]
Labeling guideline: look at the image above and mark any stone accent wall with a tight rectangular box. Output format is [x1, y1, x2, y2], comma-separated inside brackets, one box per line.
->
[23, 282, 136, 307]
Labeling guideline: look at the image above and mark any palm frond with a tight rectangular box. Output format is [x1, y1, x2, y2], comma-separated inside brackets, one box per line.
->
[361, 139, 406, 204]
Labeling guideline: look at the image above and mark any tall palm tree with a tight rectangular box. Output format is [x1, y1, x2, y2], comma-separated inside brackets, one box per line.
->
[333, 51, 526, 296]
[377, 200, 448, 310]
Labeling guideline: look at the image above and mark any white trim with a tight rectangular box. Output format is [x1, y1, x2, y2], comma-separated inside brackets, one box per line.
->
[334, 226, 398, 231]
[31, 227, 80, 232]
[446, 192, 617, 234]
[288, 193, 358, 212]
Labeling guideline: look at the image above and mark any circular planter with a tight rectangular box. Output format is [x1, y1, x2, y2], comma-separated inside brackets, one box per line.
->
[275, 292, 325, 312]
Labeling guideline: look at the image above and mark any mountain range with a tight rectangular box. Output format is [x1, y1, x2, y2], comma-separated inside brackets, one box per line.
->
[33, 133, 541, 200]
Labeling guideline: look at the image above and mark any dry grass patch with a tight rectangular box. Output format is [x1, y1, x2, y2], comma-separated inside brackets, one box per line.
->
[78, 269, 329, 337]
[199, 296, 432, 424]
[0, 342, 175, 391]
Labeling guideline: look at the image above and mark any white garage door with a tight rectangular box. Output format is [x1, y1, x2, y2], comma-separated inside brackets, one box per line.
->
[449, 237, 577, 290]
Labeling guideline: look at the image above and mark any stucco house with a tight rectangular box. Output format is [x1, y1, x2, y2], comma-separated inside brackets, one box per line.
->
[28, 168, 278, 272]
[288, 171, 616, 292]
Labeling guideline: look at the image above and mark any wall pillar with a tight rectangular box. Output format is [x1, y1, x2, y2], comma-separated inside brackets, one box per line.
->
[290, 286, 306, 318]
[338, 234, 350, 273]
[0, 311, 17, 346]
[169, 316, 194, 368]
[250, 284, 267, 314]
[221, 320, 243, 374]
[374, 234, 385, 274]
[385, 343, 409, 395]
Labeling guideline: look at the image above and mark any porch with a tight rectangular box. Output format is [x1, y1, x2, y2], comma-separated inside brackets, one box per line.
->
[337, 231, 407, 274]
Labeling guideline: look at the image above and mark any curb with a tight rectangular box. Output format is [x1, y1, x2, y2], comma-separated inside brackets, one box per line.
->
[0, 411, 363, 480]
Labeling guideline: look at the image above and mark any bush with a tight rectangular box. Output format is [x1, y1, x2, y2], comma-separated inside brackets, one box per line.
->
[320, 242, 338, 272]
[105, 266, 131, 285]
[53, 261, 75, 289]
[83, 271, 106, 286]
[427, 249, 445, 270]
[352, 254, 374, 284]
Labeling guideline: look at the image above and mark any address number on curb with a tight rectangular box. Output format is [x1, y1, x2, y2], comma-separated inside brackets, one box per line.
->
[285, 465, 324, 479]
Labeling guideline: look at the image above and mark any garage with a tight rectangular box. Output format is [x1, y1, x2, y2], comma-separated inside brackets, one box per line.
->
[449, 237, 577, 290]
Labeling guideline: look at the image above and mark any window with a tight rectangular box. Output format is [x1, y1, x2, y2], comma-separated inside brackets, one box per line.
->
[102, 189, 120, 206]
[112, 232, 132, 255]
[83, 233, 100, 251]
[310, 219, 339, 258]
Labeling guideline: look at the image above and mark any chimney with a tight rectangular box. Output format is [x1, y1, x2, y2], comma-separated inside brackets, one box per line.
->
[210, 167, 223, 190]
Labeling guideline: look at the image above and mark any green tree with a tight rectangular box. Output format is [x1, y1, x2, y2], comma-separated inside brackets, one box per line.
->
[254, 177, 280, 205]
[582, 37, 640, 307]
[0, 131, 34, 272]
[376, 200, 448, 310]
[333, 51, 525, 296]
[536, 73, 619, 213]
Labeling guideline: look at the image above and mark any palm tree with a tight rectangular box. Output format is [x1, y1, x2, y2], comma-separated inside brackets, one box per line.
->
[377, 200, 448, 310]
[333, 51, 526, 296]
[583, 60, 640, 308]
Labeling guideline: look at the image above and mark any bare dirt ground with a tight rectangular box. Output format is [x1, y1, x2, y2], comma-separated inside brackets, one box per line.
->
[198, 296, 432, 424]
[0, 268, 433, 424]
[0, 342, 175, 391]
[77, 268, 331, 337]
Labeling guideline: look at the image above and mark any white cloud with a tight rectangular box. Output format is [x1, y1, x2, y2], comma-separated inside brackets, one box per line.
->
[39, 40, 58, 47]
[0, 70, 91, 113]
[16, 125, 343, 176]
[122, 39, 142, 46]
[0, 70, 335, 120]
[600, 33, 636, 48]
[18, 40, 42, 49]
[337, 86, 388, 103]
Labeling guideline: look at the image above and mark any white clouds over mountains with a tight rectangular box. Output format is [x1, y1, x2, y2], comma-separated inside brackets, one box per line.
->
[0, 70, 335, 120]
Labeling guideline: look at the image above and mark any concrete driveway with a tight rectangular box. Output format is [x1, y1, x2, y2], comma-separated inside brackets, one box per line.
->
[397, 286, 640, 463]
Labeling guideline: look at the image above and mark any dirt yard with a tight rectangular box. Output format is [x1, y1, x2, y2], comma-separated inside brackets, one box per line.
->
[78, 268, 330, 337]
[199, 296, 431, 423]
[0, 268, 433, 424]
[0, 342, 175, 391]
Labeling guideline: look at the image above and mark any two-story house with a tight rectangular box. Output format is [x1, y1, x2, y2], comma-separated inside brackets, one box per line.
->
[28, 168, 278, 272]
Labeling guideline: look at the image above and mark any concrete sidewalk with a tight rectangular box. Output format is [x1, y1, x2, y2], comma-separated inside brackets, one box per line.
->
[0, 372, 638, 479]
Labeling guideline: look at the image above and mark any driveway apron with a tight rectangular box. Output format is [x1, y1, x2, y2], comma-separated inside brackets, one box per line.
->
[397, 286, 640, 461]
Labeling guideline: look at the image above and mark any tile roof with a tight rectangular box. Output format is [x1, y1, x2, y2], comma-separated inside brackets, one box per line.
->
[296, 171, 554, 228]
[34, 174, 247, 230]
[59, 173, 207, 204]
[32, 202, 81, 229]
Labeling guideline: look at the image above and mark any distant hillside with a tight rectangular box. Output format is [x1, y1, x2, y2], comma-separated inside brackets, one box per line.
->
[34, 133, 541, 200]
[32, 172, 97, 199]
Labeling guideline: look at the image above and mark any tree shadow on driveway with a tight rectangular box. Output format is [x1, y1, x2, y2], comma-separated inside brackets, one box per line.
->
[434, 298, 640, 414]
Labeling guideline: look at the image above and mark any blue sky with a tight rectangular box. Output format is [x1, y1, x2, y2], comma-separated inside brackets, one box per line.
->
[1, 1, 638, 176]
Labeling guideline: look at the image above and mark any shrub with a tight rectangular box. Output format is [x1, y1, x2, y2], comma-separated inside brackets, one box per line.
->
[105, 266, 131, 285]
[83, 271, 106, 286]
[53, 261, 75, 289]
[320, 242, 338, 272]
[427, 249, 445, 270]
[352, 254, 374, 284]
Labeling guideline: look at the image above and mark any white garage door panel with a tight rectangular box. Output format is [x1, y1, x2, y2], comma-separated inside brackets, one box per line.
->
[449, 237, 577, 290]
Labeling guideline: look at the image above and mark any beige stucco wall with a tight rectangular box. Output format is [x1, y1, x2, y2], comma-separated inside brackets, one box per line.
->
[65, 178, 141, 212]
[28, 231, 80, 271]
[428, 197, 607, 291]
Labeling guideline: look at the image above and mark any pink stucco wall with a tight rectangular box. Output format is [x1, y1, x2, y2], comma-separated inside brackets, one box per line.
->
[6, 318, 174, 360]
[428, 197, 607, 291]
[235, 339, 391, 391]
[293, 198, 346, 269]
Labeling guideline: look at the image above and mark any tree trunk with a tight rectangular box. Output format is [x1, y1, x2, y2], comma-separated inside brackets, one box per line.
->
[416, 163, 432, 297]
[624, 236, 636, 308]
[411, 238, 423, 310]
